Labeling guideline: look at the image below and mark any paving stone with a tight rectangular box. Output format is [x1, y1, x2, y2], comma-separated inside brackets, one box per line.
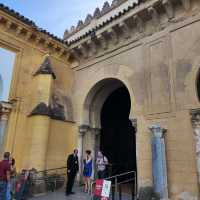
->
[30, 186, 91, 200]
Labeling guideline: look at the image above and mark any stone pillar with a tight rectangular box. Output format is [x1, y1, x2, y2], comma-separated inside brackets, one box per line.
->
[91, 128, 101, 158]
[28, 56, 56, 170]
[0, 102, 12, 155]
[149, 124, 168, 199]
[91, 128, 101, 178]
[77, 124, 89, 182]
[191, 110, 200, 184]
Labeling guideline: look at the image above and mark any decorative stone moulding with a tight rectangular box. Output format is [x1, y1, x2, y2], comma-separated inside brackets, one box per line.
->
[0, 4, 70, 60]
[0, 101, 12, 116]
[67, 0, 195, 62]
[63, 0, 129, 40]
[78, 124, 90, 134]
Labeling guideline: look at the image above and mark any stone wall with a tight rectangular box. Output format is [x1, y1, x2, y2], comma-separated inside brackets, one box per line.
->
[0, 9, 77, 171]
[71, 0, 200, 199]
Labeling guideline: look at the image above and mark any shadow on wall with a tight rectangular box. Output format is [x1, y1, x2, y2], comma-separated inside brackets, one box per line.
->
[50, 93, 74, 122]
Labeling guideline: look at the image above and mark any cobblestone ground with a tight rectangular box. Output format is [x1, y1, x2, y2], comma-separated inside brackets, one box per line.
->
[30, 186, 91, 200]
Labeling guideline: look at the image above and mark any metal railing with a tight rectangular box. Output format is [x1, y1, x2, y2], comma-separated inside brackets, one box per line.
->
[91, 170, 137, 200]
[32, 167, 67, 192]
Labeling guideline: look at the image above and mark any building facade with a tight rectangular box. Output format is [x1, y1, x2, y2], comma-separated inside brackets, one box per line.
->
[1, 0, 200, 199]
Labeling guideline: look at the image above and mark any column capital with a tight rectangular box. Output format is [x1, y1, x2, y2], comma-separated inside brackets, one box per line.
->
[149, 123, 167, 138]
[130, 118, 137, 130]
[78, 124, 90, 136]
[191, 109, 200, 128]
[0, 101, 12, 120]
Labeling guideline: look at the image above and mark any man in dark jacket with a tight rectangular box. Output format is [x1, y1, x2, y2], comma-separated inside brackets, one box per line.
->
[66, 149, 79, 196]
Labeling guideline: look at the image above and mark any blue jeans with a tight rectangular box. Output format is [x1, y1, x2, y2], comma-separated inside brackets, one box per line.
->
[6, 182, 11, 200]
[0, 180, 7, 200]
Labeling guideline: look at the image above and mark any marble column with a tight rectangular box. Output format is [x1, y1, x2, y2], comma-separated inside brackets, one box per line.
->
[77, 124, 89, 182]
[149, 124, 168, 199]
[0, 102, 12, 156]
[191, 110, 200, 184]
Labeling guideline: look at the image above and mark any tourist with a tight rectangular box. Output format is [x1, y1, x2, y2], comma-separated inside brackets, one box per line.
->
[10, 158, 17, 199]
[96, 151, 108, 179]
[65, 149, 79, 196]
[83, 150, 93, 193]
[0, 152, 11, 200]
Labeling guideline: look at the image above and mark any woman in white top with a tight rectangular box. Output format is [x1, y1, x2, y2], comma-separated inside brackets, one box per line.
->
[96, 151, 108, 179]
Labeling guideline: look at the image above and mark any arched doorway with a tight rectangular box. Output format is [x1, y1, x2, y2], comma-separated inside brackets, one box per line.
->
[82, 78, 137, 178]
[100, 86, 136, 176]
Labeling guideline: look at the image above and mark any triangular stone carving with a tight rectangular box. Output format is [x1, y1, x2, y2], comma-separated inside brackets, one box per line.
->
[77, 20, 83, 29]
[102, 2, 111, 14]
[34, 56, 56, 79]
[93, 7, 101, 18]
[85, 14, 93, 24]
[29, 102, 50, 117]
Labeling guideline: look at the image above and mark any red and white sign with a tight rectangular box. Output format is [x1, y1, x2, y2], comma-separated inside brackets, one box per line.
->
[94, 179, 111, 200]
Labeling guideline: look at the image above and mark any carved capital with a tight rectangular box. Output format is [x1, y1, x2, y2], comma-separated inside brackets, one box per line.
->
[191, 109, 200, 128]
[97, 34, 108, 50]
[149, 124, 167, 138]
[16, 26, 23, 36]
[148, 7, 160, 30]
[119, 21, 131, 39]
[107, 28, 119, 45]
[130, 118, 137, 130]
[87, 39, 97, 55]
[133, 15, 144, 33]
[78, 43, 89, 59]
[78, 124, 90, 136]
[0, 101, 12, 121]
[25, 32, 32, 41]
[35, 36, 42, 44]
[6, 21, 12, 30]
[162, 0, 174, 20]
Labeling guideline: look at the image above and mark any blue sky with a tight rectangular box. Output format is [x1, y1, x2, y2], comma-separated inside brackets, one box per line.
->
[0, 1, 113, 101]
[0, 0, 113, 38]
[0, 48, 15, 101]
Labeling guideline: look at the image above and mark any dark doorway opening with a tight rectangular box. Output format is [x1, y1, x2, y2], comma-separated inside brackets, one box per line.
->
[100, 86, 137, 177]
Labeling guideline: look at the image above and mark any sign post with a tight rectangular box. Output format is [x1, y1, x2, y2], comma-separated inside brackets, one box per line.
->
[94, 179, 111, 200]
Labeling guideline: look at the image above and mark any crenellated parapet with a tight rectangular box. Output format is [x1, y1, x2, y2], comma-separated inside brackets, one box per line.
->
[66, 0, 199, 63]
[63, 0, 129, 40]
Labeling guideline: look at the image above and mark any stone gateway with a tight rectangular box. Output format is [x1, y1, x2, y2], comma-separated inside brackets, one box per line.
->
[0, 0, 200, 199]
